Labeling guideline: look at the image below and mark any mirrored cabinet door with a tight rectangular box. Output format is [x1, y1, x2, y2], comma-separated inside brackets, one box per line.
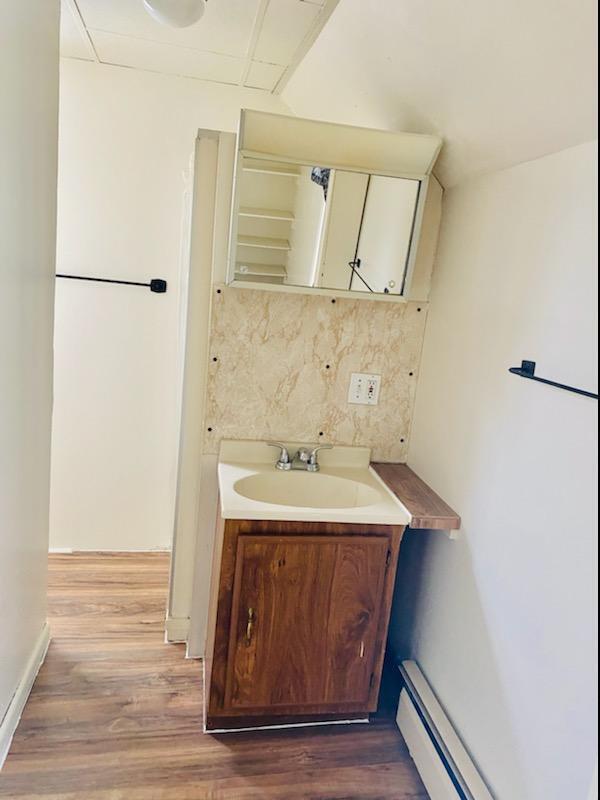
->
[231, 155, 423, 297]
[318, 171, 420, 294]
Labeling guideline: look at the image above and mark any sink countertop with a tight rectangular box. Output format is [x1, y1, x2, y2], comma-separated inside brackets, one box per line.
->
[371, 462, 461, 533]
[218, 440, 412, 526]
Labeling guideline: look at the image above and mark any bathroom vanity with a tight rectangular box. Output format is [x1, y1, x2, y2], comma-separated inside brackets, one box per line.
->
[169, 109, 448, 662]
[203, 441, 459, 732]
[176, 110, 457, 731]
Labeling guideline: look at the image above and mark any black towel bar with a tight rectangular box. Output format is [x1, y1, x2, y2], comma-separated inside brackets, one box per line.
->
[56, 274, 167, 293]
[509, 360, 598, 399]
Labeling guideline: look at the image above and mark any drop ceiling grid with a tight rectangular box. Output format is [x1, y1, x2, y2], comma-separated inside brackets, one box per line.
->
[60, 0, 336, 92]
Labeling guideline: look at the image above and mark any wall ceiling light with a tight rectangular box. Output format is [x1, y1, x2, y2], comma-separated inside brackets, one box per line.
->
[143, 0, 207, 28]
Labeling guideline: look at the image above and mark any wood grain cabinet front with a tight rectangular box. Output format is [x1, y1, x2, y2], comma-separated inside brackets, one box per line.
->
[204, 517, 405, 731]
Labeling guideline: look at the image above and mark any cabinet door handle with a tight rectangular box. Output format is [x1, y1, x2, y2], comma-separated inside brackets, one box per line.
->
[359, 640, 365, 659]
[246, 607, 255, 644]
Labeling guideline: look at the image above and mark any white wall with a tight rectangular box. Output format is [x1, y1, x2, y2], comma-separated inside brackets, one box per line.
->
[397, 141, 598, 800]
[0, 0, 59, 749]
[282, 0, 597, 187]
[50, 59, 287, 551]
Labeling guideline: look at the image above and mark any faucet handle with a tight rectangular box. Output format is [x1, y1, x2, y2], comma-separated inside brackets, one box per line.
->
[267, 441, 292, 470]
[307, 443, 333, 471]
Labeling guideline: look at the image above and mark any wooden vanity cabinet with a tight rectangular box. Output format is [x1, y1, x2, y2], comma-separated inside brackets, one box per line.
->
[204, 515, 405, 731]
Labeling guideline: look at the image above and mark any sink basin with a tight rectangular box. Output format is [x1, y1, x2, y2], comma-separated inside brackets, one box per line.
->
[233, 470, 381, 509]
[218, 440, 412, 525]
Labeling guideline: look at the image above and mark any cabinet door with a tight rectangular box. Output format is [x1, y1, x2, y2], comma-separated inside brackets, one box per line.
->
[224, 535, 389, 714]
[318, 171, 370, 290]
[353, 175, 420, 294]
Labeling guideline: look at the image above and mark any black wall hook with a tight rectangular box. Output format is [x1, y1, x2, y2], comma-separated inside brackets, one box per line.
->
[509, 360, 598, 399]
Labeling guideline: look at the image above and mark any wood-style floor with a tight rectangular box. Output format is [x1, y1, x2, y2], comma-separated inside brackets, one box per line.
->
[0, 553, 428, 799]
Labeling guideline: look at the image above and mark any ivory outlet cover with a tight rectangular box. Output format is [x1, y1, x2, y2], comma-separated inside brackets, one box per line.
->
[348, 373, 381, 405]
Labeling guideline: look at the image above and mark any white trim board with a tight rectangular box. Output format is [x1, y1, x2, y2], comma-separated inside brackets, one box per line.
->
[587, 762, 598, 800]
[206, 717, 369, 734]
[48, 548, 171, 554]
[398, 690, 459, 799]
[397, 660, 494, 800]
[0, 623, 50, 770]
[165, 615, 190, 644]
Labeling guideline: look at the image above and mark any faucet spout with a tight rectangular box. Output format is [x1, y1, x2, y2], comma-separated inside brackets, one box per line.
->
[291, 444, 333, 472]
[267, 442, 334, 472]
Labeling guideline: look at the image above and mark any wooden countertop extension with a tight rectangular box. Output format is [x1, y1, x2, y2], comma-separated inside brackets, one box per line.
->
[371, 463, 461, 531]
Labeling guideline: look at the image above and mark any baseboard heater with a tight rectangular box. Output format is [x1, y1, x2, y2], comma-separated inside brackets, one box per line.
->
[397, 660, 494, 800]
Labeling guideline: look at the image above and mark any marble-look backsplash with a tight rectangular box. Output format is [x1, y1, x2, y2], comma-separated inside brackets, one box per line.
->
[203, 286, 428, 462]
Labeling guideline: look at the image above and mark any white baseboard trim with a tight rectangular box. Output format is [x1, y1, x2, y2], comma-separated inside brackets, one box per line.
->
[397, 660, 494, 800]
[0, 623, 50, 770]
[185, 640, 204, 659]
[165, 615, 190, 643]
[398, 689, 460, 799]
[587, 762, 598, 800]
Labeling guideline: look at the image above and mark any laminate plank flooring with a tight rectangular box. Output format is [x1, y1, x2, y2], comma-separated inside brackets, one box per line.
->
[0, 553, 428, 799]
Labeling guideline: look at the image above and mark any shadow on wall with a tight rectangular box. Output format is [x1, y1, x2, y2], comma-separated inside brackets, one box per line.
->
[389, 529, 531, 799]
[389, 530, 428, 658]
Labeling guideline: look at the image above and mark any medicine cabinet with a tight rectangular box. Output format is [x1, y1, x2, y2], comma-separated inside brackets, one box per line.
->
[227, 111, 443, 302]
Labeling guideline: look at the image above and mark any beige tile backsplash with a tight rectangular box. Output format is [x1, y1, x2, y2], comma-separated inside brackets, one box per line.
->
[203, 286, 428, 462]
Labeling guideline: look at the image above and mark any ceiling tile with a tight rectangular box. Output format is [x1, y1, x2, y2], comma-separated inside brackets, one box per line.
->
[76, 0, 260, 58]
[254, 0, 322, 65]
[60, 2, 95, 60]
[244, 61, 286, 91]
[91, 30, 246, 84]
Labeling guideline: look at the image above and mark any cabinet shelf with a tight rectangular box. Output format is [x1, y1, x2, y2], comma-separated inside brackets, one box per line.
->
[242, 160, 300, 178]
[239, 206, 294, 222]
[238, 235, 291, 251]
[235, 262, 287, 278]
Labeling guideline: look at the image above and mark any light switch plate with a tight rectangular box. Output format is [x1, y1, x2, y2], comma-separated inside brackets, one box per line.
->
[348, 373, 382, 405]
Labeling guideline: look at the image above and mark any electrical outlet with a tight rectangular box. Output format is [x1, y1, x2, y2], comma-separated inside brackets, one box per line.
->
[348, 373, 381, 405]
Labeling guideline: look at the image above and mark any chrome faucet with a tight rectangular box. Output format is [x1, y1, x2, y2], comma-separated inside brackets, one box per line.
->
[267, 442, 333, 472]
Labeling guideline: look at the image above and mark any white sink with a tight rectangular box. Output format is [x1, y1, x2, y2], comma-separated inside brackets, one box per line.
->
[218, 440, 412, 526]
[234, 470, 381, 509]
